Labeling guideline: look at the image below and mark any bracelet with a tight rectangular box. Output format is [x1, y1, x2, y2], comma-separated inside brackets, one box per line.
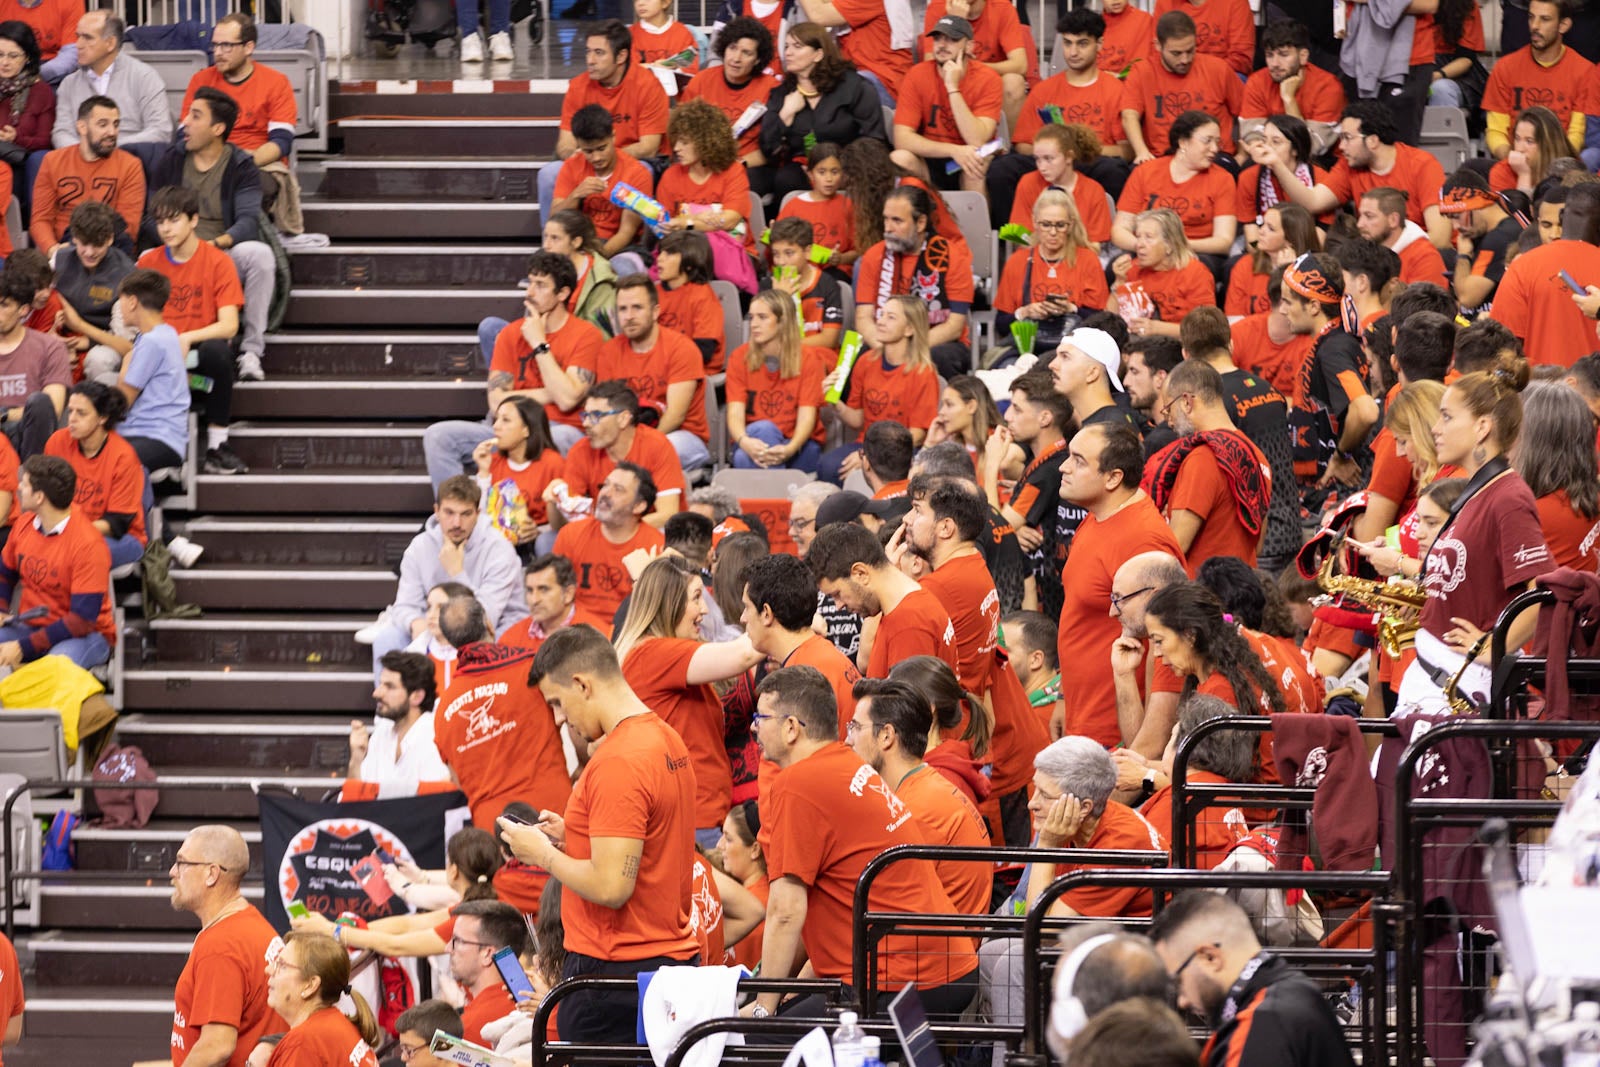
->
[333, 924, 343, 943]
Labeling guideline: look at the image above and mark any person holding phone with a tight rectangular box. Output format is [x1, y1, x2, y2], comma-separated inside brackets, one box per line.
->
[442, 900, 529, 1046]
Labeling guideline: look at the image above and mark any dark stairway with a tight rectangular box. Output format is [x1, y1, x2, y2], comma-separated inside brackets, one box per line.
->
[10, 82, 566, 1065]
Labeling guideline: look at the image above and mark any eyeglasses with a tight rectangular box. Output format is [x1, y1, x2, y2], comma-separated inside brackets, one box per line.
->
[580, 409, 623, 423]
[1108, 586, 1153, 615]
[788, 516, 814, 531]
[173, 857, 231, 873]
[752, 710, 808, 729]
[211, 40, 246, 50]
[450, 935, 494, 951]
[0, 51, 25, 62]
[1035, 219, 1070, 231]
[1157, 392, 1194, 423]
[845, 718, 875, 736]
[397, 1041, 429, 1061]
[1172, 941, 1220, 983]
[271, 955, 302, 974]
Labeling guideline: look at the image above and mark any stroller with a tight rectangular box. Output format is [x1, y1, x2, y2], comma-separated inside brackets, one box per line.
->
[367, 0, 544, 55]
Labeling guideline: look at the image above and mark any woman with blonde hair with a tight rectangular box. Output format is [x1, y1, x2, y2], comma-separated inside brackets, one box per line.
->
[1112, 208, 1216, 339]
[819, 293, 941, 484]
[1491, 106, 1577, 195]
[266, 932, 380, 1066]
[995, 189, 1108, 355]
[615, 556, 765, 845]
[926, 375, 1025, 480]
[726, 289, 829, 472]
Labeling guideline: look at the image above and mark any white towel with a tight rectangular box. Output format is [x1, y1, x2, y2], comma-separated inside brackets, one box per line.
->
[641, 964, 749, 1067]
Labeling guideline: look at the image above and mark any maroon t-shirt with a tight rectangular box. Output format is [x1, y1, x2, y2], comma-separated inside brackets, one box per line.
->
[0, 329, 70, 406]
[1421, 473, 1554, 637]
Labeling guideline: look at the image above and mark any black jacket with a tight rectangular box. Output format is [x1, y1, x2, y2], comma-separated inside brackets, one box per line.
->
[759, 71, 887, 164]
[1203, 954, 1356, 1067]
[138, 143, 263, 251]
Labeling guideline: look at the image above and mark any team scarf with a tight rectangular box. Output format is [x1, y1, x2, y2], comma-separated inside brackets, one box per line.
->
[1257, 161, 1313, 220]
[876, 234, 955, 326]
[1144, 430, 1270, 537]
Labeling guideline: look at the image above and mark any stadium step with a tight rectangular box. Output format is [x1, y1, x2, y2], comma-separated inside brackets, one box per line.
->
[27, 931, 197, 988]
[338, 117, 560, 157]
[120, 664, 373, 712]
[173, 517, 421, 569]
[14, 983, 173, 1059]
[289, 244, 535, 288]
[68, 818, 265, 876]
[230, 378, 483, 420]
[300, 198, 543, 240]
[221, 424, 428, 473]
[172, 564, 396, 612]
[263, 331, 481, 379]
[36, 884, 265, 931]
[196, 470, 433, 513]
[315, 159, 547, 202]
[281, 286, 524, 328]
[113, 712, 354, 774]
[329, 86, 564, 123]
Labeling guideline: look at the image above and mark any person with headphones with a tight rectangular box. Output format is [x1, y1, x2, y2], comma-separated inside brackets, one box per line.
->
[1045, 923, 1172, 1064]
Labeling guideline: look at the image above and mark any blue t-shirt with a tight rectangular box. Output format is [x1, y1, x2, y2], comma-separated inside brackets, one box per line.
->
[117, 324, 189, 459]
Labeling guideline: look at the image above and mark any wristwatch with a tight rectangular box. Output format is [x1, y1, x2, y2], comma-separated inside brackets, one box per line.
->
[531, 341, 551, 357]
[1137, 769, 1157, 801]
[751, 1004, 771, 1019]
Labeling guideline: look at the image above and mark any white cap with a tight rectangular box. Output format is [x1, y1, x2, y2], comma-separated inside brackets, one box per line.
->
[1059, 328, 1124, 392]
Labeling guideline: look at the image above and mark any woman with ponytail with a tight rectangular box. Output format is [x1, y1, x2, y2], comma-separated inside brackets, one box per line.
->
[1402, 354, 1555, 714]
[266, 931, 380, 1066]
[1141, 583, 1290, 719]
[888, 655, 992, 810]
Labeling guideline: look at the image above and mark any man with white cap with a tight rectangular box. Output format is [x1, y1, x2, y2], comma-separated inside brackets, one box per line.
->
[1049, 327, 1142, 434]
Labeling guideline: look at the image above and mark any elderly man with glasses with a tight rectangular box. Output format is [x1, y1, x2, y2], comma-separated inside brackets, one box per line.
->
[162, 825, 286, 1067]
[1106, 551, 1188, 762]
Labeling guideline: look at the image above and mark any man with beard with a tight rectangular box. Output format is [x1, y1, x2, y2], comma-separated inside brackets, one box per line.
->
[853, 186, 974, 380]
[595, 276, 710, 472]
[442, 901, 527, 1045]
[548, 382, 686, 530]
[1119, 11, 1243, 165]
[551, 461, 666, 621]
[31, 95, 145, 254]
[1150, 892, 1356, 1067]
[348, 650, 450, 796]
[1439, 170, 1523, 314]
[1122, 338, 1181, 458]
[1355, 187, 1448, 288]
[890, 17, 1003, 194]
[984, 370, 1072, 617]
[1481, 0, 1590, 162]
[1239, 21, 1345, 148]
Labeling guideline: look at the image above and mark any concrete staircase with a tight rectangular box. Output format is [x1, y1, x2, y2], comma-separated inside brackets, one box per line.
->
[9, 80, 567, 1066]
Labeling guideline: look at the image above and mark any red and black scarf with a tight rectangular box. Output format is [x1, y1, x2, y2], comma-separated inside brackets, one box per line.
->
[1144, 430, 1269, 537]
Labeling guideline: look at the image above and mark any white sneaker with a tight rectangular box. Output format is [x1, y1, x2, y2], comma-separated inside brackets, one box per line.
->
[489, 30, 513, 61]
[459, 32, 484, 62]
[167, 536, 205, 568]
[236, 352, 265, 381]
[354, 609, 393, 646]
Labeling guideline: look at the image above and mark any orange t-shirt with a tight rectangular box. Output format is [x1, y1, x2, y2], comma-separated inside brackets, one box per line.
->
[924, 0, 1040, 84]
[1366, 424, 1417, 520]
[1053, 801, 1168, 916]
[896, 763, 991, 915]
[1117, 159, 1237, 240]
[485, 448, 565, 529]
[435, 644, 572, 830]
[631, 19, 701, 72]
[1141, 769, 1236, 869]
[0, 166, 14, 256]
[1229, 313, 1309, 398]
[1249, 628, 1321, 717]
[595, 327, 708, 440]
[1008, 170, 1113, 245]
[782, 632, 863, 739]
[865, 586, 960, 679]
[1057, 496, 1183, 746]
[0, 932, 14, 1066]
[31, 147, 144, 247]
[499, 603, 615, 649]
[1239, 62, 1345, 122]
[1484, 45, 1592, 130]
[690, 851, 726, 965]
[918, 552, 1002, 695]
[1015, 71, 1126, 149]
[136, 242, 244, 335]
[1099, 6, 1155, 74]
[562, 711, 700, 961]
[183, 63, 298, 152]
[1121, 259, 1217, 326]
[490, 314, 605, 432]
[995, 245, 1110, 316]
[44, 428, 147, 545]
[1165, 433, 1270, 572]
[559, 65, 671, 148]
[1155, 0, 1254, 74]
[1410, 4, 1485, 67]
[171, 906, 284, 1067]
[1491, 239, 1600, 366]
[727, 875, 769, 971]
[653, 162, 754, 253]
[658, 282, 726, 373]
[1396, 236, 1449, 288]
[1322, 143, 1444, 224]
[841, 352, 941, 439]
[1225, 256, 1270, 317]
[493, 858, 551, 920]
[1234, 163, 1333, 227]
[681, 67, 783, 156]
[766, 742, 977, 985]
[725, 343, 828, 443]
[1119, 53, 1243, 155]
[0, 0, 75, 59]
[460, 982, 518, 1046]
[895, 60, 1005, 147]
[624, 637, 733, 829]
[552, 152, 656, 242]
[266, 1008, 377, 1067]
[778, 193, 857, 258]
[1538, 490, 1600, 572]
[562, 424, 688, 503]
[551, 517, 665, 622]
[832, 0, 913, 94]
[1, 508, 115, 648]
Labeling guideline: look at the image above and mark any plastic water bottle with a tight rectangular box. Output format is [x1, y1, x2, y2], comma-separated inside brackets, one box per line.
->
[1568, 1001, 1600, 1067]
[832, 1010, 866, 1067]
[860, 1035, 884, 1067]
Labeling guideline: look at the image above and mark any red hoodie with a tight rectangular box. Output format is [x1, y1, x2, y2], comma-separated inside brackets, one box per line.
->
[925, 738, 992, 809]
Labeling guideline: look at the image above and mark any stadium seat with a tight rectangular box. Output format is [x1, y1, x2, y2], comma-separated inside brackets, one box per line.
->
[711, 467, 812, 500]
[0, 774, 40, 927]
[710, 279, 746, 358]
[5, 197, 23, 253]
[1420, 108, 1470, 172]
[748, 191, 767, 245]
[706, 372, 727, 465]
[123, 48, 208, 124]
[943, 190, 997, 360]
[255, 48, 328, 151]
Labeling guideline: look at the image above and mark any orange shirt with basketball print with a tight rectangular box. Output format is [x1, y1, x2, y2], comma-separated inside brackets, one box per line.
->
[183, 64, 298, 152]
[1486, 45, 1591, 131]
[562, 424, 687, 502]
[1015, 71, 1126, 150]
[489, 314, 605, 432]
[1099, 6, 1154, 74]
[725, 343, 828, 443]
[1008, 170, 1113, 244]
[1121, 259, 1216, 326]
[623, 637, 734, 829]
[1117, 160, 1236, 241]
[1155, 0, 1255, 75]
[559, 65, 671, 148]
[895, 60, 1005, 147]
[657, 282, 726, 373]
[654, 163, 754, 253]
[551, 517, 665, 622]
[1321, 144, 1444, 224]
[43, 429, 147, 545]
[681, 67, 783, 157]
[136, 241, 242, 335]
[1119, 53, 1243, 155]
[995, 245, 1110, 316]
[841, 352, 942, 439]
[595, 326, 708, 441]
[924, 0, 1041, 85]
[553, 152, 656, 243]
[778, 193, 856, 258]
[1240, 63, 1345, 123]
[630, 19, 701, 72]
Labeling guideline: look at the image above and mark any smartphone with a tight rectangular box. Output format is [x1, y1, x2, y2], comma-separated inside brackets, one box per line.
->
[498, 811, 532, 827]
[493, 945, 538, 1003]
[286, 900, 311, 920]
[1561, 269, 1586, 295]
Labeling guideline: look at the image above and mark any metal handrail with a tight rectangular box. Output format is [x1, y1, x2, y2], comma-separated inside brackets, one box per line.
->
[661, 1014, 1025, 1067]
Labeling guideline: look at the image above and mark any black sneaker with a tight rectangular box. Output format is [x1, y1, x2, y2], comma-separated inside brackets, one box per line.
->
[203, 445, 249, 475]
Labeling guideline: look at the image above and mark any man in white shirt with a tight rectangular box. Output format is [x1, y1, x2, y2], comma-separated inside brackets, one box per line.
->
[51, 11, 172, 149]
[348, 650, 451, 797]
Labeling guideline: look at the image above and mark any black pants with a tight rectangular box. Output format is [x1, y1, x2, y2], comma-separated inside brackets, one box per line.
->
[998, 787, 1031, 849]
[123, 436, 184, 471]
[557, 949, 700, 1043]
[2, 391, 59, 460]
[190, 339, 234, 430]
[770, 967, 980, 1026]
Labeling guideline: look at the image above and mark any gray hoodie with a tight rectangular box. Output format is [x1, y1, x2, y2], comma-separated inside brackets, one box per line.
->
[1340, 0, 1415, 98]
[389, 514, 527, 634]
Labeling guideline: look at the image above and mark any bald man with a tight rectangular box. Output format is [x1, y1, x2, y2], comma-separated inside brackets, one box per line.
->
[1106, 551, 1188, 758]
[164, 826, 286, 1067]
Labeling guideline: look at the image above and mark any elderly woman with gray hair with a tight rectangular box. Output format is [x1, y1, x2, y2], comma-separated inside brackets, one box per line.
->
[978, 737, 1169, 1066]
[1137, 695, 1258, 870]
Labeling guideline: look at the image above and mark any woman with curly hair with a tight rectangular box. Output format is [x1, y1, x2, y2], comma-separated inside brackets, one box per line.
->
[680, 16, 779, 167]
[1008, 123, 1111, 246]
[1490, 106, 1577, 196]
[754, 22, 887, 201]
[838, 135, 961, 253]
[657, 99, 755, 251]
[1137, 583, 1291, 719]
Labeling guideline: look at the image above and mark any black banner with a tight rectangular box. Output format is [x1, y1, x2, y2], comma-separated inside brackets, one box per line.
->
[257, 789, 470, 933]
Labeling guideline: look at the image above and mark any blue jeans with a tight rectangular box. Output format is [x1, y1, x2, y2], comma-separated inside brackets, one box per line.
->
[1428, 78, 1464, 108]
[668, 430, 711, 472]
[538, 161, 561, 228]
[472, 315, 584, 456]
[694, 827, 722, 849]
[107, 534, 144, 569]
[733, 420, 822, 473]
[479, 315, 509, 363]
[423, 418, 494, 492]
[857, 69, 895, 107]
[0, 624, 111, 670]
[817, 441, 862, 486]
[40, 45, 76, 85]
[456, 0, 511, 34]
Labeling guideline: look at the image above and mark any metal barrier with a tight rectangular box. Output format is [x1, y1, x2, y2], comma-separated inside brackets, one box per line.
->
[660, 1014, 1024, 1067]
[1015, 867, 1394, 1067]
[1390, 718, 1600, 1067]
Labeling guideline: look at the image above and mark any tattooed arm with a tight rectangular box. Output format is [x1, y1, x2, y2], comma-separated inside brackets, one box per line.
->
[500, 817, 647, 910]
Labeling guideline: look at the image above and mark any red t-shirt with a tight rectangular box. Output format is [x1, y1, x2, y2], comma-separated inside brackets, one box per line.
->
[631, 19, 700, 71]
[725, 344, 828, 443]
[1229, 313, 1309, 398]
[1155, 0, 1254, 74]
[1099, 7, 1155, 74]
[0, 934, 15, 1066]
[1366, 426, 1417, 520]
[136, 242, 244, 335]
[1421, 473, 1555, 637]
[832, 0, 914, 94]
[842, 352, 942, 439]
[1322, 144, 1444, 224]
[1410, 4, 1485, 67]
[1119, 53, 1243, 154]
[553, 152, 656, 242]
[782, 632, 863, 740]
[561, 711, 700, 961]
[595, 327, 708, 440]
[460, 982, 518, 1046]
[499, 604, 615, 649]
[865, 586, 960, 679]
[1239, 63, 1345, 122]
[1120, 259, 1217, 326]
[1537, 490, 1600, 572]
[1053, 801, 1168, 916]
[896, 763, 991, 915]
[266, 1008, 377, 1067]
[1491, 239, 1600, 366]
[0, 433, 27, 527]
[1165, 433, 1270, 571]
[172, 907, 284, 1067]
[1234, 163, 1332, 226]
[918, 552, 1003, 694]
[562, 424, 687, 502]
[924, 0, 1040, 84]
[1396, 235, 1449, 288]
[658, 282, 726, 373]
[559, 65, 671, 148]
[1, 508, 115, 648]
[1008, 170, 1113, 244]
[435, 644, 572, 830]
[551, 517, 666, 622]
[1485, 45, 1592, 129]
[44, 428, 147, 545]
[624, 637, 733, 828]
[778, 193, 856, 258]
[1015, 71, 1126, 149]
[681, 67, 783, 156]
[183, 63, 298, 152]
[1057, 496, 1184, 746]
[1141, 769, 1235, 869]
[895, 60, 1005, 147]
[485, 448, 565, 529]
[1117, 159, 1236, 240]
[1225, 256, 1270, 317]
[654, 162, 754, 253]
[995, 245, 1109, 316]
[0, 0, 76, 59]
[690, 851, 726, 965]
[765, 742, 977, 986]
